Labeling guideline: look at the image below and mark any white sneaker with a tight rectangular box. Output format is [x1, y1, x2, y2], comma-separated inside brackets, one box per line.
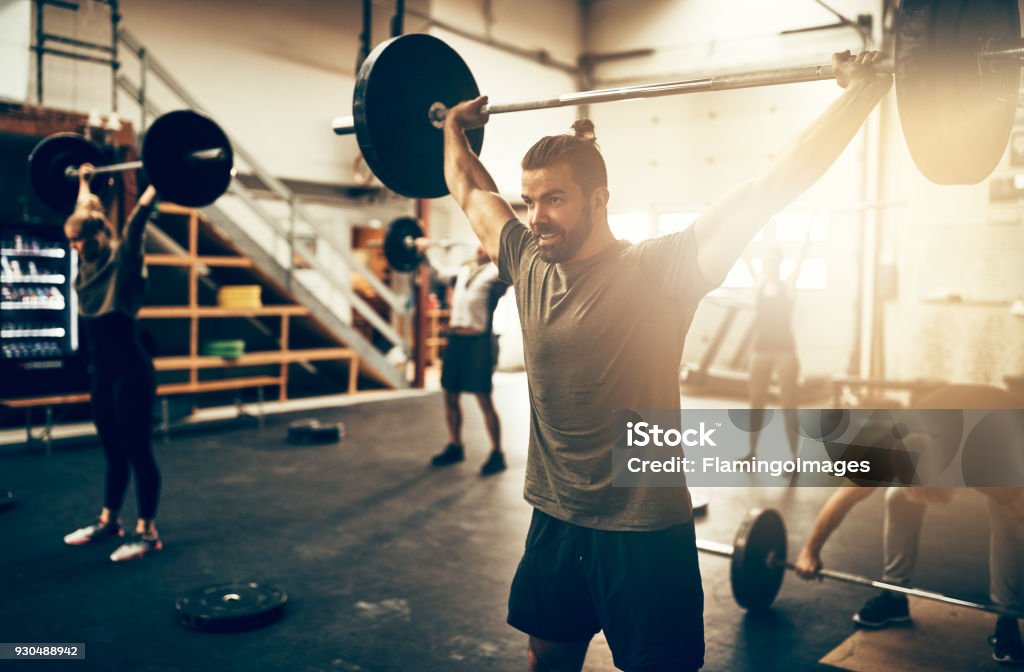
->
[110, 535, 163, 563]
[64, 521, 124, 546]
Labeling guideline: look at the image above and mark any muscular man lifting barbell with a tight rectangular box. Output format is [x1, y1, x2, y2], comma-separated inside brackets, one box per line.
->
[442, 49, 890, 672]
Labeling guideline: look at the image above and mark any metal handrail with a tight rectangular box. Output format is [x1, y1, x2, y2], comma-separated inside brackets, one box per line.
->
[115, 30, 409, 348]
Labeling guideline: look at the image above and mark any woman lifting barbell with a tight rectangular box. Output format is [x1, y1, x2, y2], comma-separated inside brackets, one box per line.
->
[61, 164, 164, 563]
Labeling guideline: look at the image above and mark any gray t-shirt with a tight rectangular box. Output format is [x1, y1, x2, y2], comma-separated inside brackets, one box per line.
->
[75, 200, 155, 318]
[498, 219, 715, 531]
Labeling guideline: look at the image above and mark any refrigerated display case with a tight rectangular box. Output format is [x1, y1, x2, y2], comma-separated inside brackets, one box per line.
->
[0, 228, 83, 398]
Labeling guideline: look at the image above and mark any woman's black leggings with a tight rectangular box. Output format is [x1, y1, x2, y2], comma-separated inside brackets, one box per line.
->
[85, 314, 159, 520]
[92, 367, 159, 519]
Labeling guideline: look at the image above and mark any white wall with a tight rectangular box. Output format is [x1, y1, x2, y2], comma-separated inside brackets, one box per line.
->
[0, 0, 31, 103]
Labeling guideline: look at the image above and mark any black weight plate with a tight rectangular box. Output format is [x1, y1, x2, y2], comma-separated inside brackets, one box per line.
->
[287, 419, 343, 445]
[0, 490, 15, 512]
[176, 582, 287, 632]
[354, 33, 485, 198]
[309, 423, 343, 444]
[896, 0, 1021, 184]
[142, 110, 233, 207]
[384, 217, 425, 272]
[731, 508, 786, 611]
[28, 133, 107, 213]
[287, 419, 317, 443]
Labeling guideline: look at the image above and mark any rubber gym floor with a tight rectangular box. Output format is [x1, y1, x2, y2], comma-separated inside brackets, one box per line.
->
[0, 373, 996, 671]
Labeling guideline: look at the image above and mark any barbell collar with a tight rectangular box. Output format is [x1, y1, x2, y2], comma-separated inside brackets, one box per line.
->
[983, 43, 1024, 62]
[332, 115, 356, 135]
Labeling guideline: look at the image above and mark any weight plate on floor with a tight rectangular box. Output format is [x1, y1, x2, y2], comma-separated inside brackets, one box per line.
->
[895, 0, 1021, 184]
[287, 419, 343, 445]
[731, 508, 786, 611]
[384, 217, 425, 272]
[142, 110, 234, 207]
[354, 33, 485, 198]
[28, 133, 108, 213]
[176, 582, 287, 632]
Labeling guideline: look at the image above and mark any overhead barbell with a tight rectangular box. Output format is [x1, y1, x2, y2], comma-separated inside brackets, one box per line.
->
[378, 216, 477, 272]
[699, 507, 1023, 618]
[330, 0, 1022, 198]
[28, 109, 234, 213]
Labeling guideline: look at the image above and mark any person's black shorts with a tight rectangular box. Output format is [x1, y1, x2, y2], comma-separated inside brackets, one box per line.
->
[508, 508, 704, 672]
[441, 333, 495, 394]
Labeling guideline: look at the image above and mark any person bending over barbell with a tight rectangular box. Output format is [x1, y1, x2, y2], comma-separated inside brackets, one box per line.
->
[796, 387, 1024, 670]
[443, 49, 890, 672]
[62, 164, 164, 564]
[796, 486, 1024, 665]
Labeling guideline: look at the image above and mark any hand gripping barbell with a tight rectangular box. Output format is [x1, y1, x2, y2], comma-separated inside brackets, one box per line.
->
[699, 508, 1023, 618]
[330, 0, 1023, 198]
[28, 109, 234, 213]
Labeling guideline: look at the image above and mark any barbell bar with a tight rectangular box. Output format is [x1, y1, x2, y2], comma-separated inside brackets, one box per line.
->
[329, 0, 1022, 198]
[331, 40, 1024, 133]
[62, 147, 228, 180]
[330, 60, 902, 136]
[698, 508, 1024, 619]
[28, 109, 234, 213]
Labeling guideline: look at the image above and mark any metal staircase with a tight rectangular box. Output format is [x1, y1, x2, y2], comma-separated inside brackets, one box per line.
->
[112, 29, 410, 390]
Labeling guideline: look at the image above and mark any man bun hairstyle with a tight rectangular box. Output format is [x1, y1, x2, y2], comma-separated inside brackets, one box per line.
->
[571, 118, 596, 141]
[522, 118, 607, 197]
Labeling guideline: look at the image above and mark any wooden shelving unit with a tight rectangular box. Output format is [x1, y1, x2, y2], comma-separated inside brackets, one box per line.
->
[139, 204, 359, 401]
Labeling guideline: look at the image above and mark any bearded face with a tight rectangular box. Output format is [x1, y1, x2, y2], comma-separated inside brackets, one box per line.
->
[522, 161, 596, 264]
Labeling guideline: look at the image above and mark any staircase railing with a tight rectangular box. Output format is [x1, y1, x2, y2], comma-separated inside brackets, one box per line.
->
[113, 29, 410, 388]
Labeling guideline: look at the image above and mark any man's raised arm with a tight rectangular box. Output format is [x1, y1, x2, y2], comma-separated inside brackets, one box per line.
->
[694, 50, 893, 286]
[443, 96, 517, 260]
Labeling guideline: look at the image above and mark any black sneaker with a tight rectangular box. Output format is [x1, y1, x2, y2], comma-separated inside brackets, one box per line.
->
[991, 618, 1024, 665]
[480, 451, 507, 476]
[64, 520, 124, 546]
[852, 591, 912, 628]
[431, 443, 465, 467]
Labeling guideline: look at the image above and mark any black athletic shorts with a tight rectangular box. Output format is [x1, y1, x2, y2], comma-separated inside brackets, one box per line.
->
[441, 333, 495, 394]
[508, 508, 705, 671]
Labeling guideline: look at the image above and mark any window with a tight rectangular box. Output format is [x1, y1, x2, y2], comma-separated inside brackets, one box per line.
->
[792, 258, 828, 290]
[774, 210, 828, 242]
[656, 212, 700, 236]
[721, 260, 755, 289]
[609, 211, 653, 243]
